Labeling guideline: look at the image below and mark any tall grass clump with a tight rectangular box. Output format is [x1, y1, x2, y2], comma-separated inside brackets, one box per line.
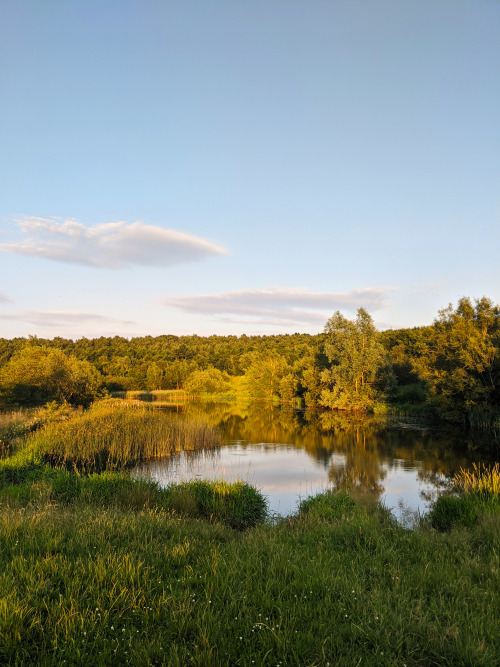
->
[298, 490, 356, 521]
[467, 406, 500, 431]
[28, 403, 221, 472]
[163, 479, 268, 530]
[454, 462, 500, 499]
[428, 462, 500, 531]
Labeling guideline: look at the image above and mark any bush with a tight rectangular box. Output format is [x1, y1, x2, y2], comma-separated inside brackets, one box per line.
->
[185, 367, 229, 395]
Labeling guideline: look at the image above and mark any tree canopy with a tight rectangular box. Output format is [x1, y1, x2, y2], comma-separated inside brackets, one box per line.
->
[320, 308, 389, 409]
[0, 344, 104, 408]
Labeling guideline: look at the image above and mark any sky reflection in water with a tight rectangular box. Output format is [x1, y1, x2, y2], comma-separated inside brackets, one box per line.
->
[134, 401, 496, 521]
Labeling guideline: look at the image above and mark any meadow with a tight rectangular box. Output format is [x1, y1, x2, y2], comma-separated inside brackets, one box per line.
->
[0, 403, 499, 666]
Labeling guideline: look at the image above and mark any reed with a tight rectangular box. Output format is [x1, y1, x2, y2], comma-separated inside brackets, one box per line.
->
[467, 407, 500, 431]
[27, 402, 221, 472]
[427, 463, 500, 531]
[454, 462, 500, 499]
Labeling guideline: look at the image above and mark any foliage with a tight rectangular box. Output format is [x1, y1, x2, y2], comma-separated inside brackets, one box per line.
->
[1, 296, 500, 427]
[320, 308, 391, 409]
[0, 343, 104, 408]
[244, 354, 290, 400]
[411, 297, 500, 424]
[145, 361, 163, 390]
[185, 366, 229, 395]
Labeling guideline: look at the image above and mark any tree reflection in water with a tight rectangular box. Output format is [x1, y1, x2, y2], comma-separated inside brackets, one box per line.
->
[133, 399, 497, 517]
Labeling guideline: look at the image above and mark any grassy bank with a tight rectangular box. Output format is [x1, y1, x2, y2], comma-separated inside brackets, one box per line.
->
[0, 468, 499, 665]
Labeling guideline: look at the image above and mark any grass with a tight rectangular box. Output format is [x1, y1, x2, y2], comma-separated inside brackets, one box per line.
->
[22, 401, 221, 472]
[0, 478, 498, 666]
[426, 463, 500, 531]
[454, 462, 500, 498]
[0, 469, 267, 531]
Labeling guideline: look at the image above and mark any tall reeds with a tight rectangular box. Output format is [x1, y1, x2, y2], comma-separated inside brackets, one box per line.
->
[454, 462, 500, 499]
[28, 402, 221, 472]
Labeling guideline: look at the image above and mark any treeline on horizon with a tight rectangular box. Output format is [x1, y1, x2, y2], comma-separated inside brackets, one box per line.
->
[1, 296, 500, 430]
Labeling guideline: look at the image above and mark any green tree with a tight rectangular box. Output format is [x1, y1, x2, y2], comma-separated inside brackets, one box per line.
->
[0, 344, 104, 408]
[146, 362, 163, 391]
[185, 366, 229, 395]
[278, 373, 298, 403]
[412, 297, 500, 423]
[320, 308, 388, 409]
[245, 355, 289, 399]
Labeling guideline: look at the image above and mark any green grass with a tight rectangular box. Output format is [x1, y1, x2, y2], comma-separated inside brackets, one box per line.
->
[0, 479, 498, 666]
[454, 462, 500, 498]
[0, 469, 267, 531]
[427, 463, 500, 531]
[23, 401, 221, 472]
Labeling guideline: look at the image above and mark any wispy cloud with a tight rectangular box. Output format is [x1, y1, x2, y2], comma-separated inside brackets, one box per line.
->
[411, 281, 446, 295]
[0, 291, 11, 304]
[0, 311, 136, 328]
[0, 216, 228, 269]
[165, 286, 391, 326]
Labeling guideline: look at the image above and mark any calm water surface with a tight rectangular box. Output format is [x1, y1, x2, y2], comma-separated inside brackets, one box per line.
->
[134, 401, 498, 521]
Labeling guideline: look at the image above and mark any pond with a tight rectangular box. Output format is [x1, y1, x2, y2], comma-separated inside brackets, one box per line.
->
[133, 400, 498, 522]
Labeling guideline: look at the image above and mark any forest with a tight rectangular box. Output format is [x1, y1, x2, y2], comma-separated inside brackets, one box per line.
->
[1, 296, 500, 430]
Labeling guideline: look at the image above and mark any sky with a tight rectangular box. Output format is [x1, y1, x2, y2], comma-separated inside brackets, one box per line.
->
[1, 0, 499, 340]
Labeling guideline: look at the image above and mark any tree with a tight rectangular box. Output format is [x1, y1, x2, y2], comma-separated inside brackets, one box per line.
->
[412, 297, 500, 423]
[0, 344, 104, 408]
[185, 366, 229, 395]
[245, 355, 289, 399]
[320, 308, 388, 409]
[146, 362, 163, 391]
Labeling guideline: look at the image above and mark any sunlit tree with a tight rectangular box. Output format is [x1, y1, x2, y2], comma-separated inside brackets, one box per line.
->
[0, 344, 104, 408]
[320, 308, 388, 409]
[412, 297, 500, 423]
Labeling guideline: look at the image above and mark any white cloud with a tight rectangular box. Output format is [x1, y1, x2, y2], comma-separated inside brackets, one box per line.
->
[0, 291, 11, 304]
[0, 216, 228, 269]
[0, 311, 136, 328]
[411, 281, 446, 295]
[165, 286, 391, 326]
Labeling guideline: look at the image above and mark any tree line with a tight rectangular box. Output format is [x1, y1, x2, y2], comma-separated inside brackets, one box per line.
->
[1, 296, 499, 429]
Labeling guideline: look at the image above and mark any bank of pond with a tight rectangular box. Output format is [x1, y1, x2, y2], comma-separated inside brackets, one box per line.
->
[0, 400, 499, 665]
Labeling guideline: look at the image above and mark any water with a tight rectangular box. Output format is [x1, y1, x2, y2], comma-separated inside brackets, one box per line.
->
[133, 400, 498, 521]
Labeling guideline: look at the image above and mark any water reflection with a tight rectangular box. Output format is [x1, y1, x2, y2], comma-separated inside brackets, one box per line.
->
[133, 400, 498, 519]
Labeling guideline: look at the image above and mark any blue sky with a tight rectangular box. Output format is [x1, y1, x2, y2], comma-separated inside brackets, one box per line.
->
[1, 0, 499, 339]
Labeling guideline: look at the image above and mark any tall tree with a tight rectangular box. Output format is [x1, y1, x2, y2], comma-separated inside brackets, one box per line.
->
[320, 308, 388, 409]
[412, 297, 500, 423]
